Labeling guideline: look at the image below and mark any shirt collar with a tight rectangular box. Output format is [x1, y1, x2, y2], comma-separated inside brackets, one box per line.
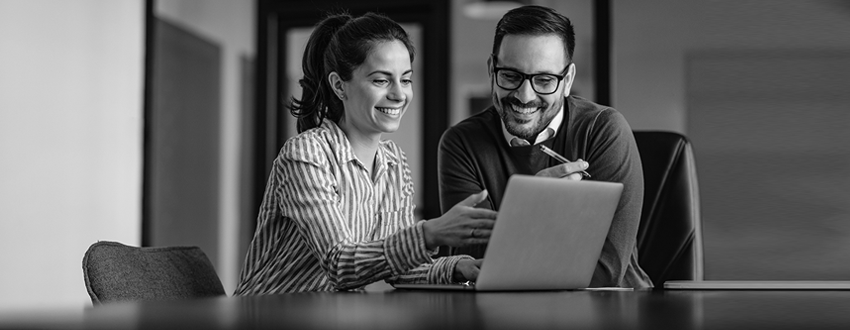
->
[501, 102, 564, 146]
[324, 119, 398, 169]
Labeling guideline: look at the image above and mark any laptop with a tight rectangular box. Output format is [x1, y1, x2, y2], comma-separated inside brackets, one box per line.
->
[393, 174, 623, 291]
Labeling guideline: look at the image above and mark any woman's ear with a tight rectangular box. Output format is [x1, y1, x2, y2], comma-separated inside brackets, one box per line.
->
[328, 72, 346, 100]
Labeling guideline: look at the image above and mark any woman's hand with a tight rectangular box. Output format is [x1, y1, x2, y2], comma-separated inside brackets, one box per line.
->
[422, 190, 497, 250]
[453, 258, 483, 282]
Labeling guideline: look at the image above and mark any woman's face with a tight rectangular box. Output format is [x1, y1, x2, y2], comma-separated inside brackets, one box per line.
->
[338, 40, 413, 137]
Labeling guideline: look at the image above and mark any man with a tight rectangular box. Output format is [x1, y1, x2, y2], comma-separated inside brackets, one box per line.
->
[438, 5, 652, 288]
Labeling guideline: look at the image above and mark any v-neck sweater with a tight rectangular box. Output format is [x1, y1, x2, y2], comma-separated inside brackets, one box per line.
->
[438, 96, 653, 288]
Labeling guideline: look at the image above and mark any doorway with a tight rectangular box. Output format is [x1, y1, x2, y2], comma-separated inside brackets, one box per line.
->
[252, 0, 451, 231]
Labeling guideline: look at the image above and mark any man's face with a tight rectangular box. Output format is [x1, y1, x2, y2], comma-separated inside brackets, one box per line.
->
[490, 34, 574, 140]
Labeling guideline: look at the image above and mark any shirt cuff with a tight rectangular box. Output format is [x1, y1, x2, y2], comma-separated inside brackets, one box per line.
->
[431, 254, 475, 284]
[383, 221, 433, 276]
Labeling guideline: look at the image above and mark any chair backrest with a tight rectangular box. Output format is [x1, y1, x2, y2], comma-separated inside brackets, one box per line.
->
[633, 131, 704, 284]
[82, 241, 225, 304]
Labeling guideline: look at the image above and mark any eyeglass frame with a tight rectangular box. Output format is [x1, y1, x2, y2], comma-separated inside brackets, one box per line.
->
[490, 54, 572, 95]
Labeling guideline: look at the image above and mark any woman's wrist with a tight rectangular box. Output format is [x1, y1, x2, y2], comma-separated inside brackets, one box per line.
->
[452, 261, 465, 282]
[421, 219, 440, 250]
[451, 257, 474, 283]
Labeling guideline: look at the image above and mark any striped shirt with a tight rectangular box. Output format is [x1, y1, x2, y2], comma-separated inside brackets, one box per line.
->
[235, 119, 470, 294]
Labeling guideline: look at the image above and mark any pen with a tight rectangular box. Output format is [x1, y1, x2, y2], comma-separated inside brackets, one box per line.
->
[538, 145, 591, 178]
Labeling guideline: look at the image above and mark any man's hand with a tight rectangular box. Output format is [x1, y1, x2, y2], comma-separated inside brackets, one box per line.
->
[453, 258, 484, 282]
[535, 159, 589, 180]
[422, 190, 498, 250]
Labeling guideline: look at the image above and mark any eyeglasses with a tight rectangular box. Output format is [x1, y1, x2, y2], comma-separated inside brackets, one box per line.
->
[491, 55, 571, 95]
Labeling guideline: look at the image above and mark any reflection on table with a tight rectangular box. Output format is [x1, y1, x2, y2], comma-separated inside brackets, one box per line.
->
[3, 289, 850, 329]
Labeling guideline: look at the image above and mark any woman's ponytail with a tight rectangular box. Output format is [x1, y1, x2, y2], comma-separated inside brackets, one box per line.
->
[289, 13, 351, 133]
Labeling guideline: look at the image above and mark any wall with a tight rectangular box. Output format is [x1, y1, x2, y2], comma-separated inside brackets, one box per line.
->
[449, 0, 501, 125]
[155, 0, 255, 294]
[614, 0, 850, 279]
[612, 0, 691, 132]
[613, 0, 850, 131]
[0, 0, 144, 309]
[147, 16, 222, 280]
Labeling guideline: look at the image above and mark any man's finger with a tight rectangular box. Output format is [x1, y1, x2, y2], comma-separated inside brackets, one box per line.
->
[535, 161, 586, 178]
[556, 161, 588, 177]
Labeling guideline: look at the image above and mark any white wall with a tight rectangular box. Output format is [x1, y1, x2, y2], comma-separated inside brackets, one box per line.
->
[0, 0, 144, 310]
[155, 0, 255, 294]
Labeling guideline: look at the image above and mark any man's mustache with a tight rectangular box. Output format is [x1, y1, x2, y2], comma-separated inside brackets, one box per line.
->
[502, 98, 546, 109]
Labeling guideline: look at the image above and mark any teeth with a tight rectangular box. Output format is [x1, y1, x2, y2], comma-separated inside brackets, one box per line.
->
[510, 104, 538, 114]
[376, 107, 401, 115]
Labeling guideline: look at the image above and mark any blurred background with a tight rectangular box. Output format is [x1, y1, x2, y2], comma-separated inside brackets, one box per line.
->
[1, 0, 848, 310]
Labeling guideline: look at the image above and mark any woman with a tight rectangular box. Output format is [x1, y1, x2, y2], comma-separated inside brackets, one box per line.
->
[235, 12, 497, 294]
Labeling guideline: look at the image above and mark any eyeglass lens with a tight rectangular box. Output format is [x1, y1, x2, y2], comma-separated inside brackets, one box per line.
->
[496, 69, 561, 94]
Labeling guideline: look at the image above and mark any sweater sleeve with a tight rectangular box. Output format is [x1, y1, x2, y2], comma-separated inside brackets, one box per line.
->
[438, 127, 490, 213]
[584, 109, 645, 287]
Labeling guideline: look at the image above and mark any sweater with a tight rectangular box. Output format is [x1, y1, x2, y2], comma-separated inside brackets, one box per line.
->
[437, 95, 653, 288]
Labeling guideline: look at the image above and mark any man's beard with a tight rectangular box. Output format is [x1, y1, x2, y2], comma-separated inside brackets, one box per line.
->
[494, 95, 561, 141]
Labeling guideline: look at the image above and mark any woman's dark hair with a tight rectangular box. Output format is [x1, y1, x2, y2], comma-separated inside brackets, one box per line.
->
[290, 11, 415, 133]
[491, 5, 575, 63]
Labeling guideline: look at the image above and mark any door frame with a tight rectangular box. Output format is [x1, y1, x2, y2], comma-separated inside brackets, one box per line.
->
[252, 0, 451, 225]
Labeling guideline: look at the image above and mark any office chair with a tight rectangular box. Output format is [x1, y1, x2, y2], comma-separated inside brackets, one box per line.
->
[82, 241, 225, 304]
[633, 131, 704, 284]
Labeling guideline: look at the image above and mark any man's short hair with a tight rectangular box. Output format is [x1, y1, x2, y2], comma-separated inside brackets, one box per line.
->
[491, 5, 576, 63]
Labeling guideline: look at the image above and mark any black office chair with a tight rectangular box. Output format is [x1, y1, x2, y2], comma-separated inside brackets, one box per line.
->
[633, 131, 704, 284]
[82, 241, 225, 304]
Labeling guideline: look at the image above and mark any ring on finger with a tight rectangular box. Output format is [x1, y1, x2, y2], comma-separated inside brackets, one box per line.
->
[470, 228, 476, 238]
